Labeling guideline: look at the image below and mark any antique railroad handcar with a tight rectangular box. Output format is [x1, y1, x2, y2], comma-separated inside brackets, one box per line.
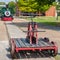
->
[10, 22, 58, 58]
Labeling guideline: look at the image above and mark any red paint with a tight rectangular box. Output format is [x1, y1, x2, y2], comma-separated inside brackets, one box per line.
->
[15, 46, 58, 53]
[1, 17, 13, 21]
[10, 22, 58, 56]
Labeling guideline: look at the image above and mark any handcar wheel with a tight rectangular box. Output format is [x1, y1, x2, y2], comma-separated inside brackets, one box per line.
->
[10, 43, 16, 59]
[50, 50, 57, 57]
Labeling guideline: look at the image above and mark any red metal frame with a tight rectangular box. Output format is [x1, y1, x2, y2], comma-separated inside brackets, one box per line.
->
[34, 23, 38, 44]
[10, 38, 58, 56]
[27, 22, 38, 44]
[1, 17, 13, 21]
[15, 46, 57, 52]
[10, 22, 58, 56]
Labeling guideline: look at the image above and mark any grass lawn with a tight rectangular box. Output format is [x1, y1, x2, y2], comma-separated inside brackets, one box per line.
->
[55, 55, 60, 60]
[26, 16, 60, 26]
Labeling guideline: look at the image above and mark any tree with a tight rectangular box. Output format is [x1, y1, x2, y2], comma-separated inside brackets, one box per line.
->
[35, 0, 55, 13]
[17, 0, 55, 13]
[18, 0, 37, 12]
[8, 1, 16, 14]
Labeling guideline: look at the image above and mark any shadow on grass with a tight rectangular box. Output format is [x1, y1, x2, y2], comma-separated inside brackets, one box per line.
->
[58, 53, 60, 55]
[37, 22, 60, 31]
[6, 22, 60, 31]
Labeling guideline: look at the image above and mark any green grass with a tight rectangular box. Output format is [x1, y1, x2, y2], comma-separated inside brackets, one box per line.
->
[55, 55, 60, 60]
[26, 16, 60, 26]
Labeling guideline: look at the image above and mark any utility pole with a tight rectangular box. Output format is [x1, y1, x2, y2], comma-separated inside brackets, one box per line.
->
[15, 0, 19, 16]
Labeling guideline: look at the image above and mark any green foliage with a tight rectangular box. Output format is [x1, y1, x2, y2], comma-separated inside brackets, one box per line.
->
[52, 2, 57, 6]
[35, 0, 55, 5]
[37, 5, 50, 13]
[8, 1, 15, 8]
[18, 0, 55, 13]
[35, 0, 55, 13]
[18, 0, 37, 12]
[8, 1, 16, 14]
[56, 2, 60, 10]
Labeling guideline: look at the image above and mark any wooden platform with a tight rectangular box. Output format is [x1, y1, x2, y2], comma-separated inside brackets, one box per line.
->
[14, 38, 53, 48]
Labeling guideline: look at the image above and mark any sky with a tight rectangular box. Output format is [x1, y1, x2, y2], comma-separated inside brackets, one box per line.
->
[0, 0, 15, 4]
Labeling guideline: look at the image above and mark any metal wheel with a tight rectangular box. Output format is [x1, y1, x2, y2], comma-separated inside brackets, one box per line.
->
[50, 50, 57, 57]
[10, 43, 16, 59]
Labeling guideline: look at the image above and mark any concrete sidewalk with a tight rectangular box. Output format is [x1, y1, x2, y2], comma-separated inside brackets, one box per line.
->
[5, 22, 26, 38]
[0, 21, 8, 41]
[0, 41, 11, 60]
[0, 21, 11, 60]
